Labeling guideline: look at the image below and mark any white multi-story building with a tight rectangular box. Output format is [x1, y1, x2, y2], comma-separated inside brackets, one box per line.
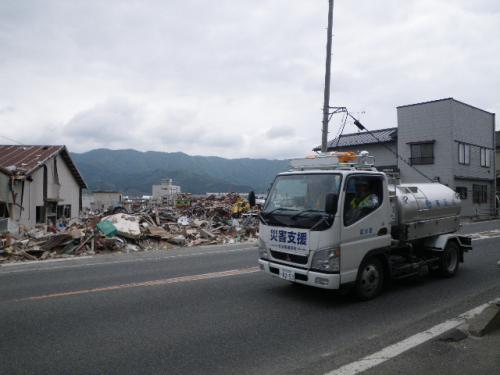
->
[152, 179, 181, 206]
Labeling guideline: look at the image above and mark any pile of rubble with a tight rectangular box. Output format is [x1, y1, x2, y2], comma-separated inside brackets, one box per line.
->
[0, 193, 260, 263]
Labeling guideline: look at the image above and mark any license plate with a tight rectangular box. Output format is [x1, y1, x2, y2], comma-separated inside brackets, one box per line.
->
[279, 268, 295, 281]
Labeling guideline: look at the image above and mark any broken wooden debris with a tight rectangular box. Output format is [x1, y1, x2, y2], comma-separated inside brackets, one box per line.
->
[0, 193, 260, 263]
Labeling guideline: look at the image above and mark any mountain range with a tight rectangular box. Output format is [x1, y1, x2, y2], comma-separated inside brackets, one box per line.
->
[71, 149, 290, 195]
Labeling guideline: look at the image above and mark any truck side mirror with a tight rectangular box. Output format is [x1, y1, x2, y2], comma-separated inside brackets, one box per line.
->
[248, 191, 256, 207]
[325, 193, 338, 215]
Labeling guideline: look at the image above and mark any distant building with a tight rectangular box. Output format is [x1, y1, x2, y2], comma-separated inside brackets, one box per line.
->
[82, 191, 94, 211]
[91, 191, 123, 212]
[121, 195, 150, 212]
[496, 131, 500, 193]
[318, 98, 496, 217]
[152, 179, 181, 206]
[0, 145, 87, 231]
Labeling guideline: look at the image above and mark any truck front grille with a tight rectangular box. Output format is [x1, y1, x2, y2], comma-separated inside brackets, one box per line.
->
[270, 251, 308, 264]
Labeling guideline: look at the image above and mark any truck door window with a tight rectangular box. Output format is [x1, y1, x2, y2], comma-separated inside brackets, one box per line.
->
[344, 176, 383, 226]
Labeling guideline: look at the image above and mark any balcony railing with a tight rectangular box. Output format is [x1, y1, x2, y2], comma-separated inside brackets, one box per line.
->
[47, 184, 61, 201]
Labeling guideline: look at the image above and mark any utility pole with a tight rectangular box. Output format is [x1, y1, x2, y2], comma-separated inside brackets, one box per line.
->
[321, 0, 334, 153]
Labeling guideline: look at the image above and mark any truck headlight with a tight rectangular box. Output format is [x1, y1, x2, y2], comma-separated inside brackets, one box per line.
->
[258, 239, 269, 259]
[311, 247, 340, 272]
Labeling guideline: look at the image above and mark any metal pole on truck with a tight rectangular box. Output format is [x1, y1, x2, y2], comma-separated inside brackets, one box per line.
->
[321, 0, 334, 153]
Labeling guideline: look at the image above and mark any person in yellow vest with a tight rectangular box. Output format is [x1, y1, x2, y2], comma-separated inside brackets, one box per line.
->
[345, 180, 379, 225]
[350, 180, 379, 210]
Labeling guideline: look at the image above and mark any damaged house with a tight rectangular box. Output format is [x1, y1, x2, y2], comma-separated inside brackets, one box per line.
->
[0, 145, 87, 232]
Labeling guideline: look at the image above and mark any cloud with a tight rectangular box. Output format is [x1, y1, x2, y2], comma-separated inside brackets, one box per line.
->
[0, 105, 15, 114]
[0, 0, 498, 159]
[63, 98, 141, 142]
[265, 126, 296, 140]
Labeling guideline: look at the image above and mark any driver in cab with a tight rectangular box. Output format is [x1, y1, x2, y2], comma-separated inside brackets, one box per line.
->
[350, 180, 378, 209]
[345, 180, 379, 225]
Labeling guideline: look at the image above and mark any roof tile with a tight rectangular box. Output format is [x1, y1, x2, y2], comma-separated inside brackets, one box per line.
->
[0, 145, 87, 188]
[314, 127, 397, 150]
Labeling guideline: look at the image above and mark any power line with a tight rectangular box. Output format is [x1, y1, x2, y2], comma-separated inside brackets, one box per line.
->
[333, 112, 348, 148]
[324, 107, 435, 183]
[346, 113, 435, 183]
[0, 135, 24, 145]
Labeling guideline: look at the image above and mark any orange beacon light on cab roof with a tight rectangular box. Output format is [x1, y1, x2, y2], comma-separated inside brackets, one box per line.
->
[333, 152, 357, 163]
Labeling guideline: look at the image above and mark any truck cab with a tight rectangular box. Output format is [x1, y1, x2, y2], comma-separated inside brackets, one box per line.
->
[258, 152, 471, 299]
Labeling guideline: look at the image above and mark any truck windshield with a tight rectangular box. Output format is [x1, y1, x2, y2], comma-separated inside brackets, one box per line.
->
[261, 174, 341, 229]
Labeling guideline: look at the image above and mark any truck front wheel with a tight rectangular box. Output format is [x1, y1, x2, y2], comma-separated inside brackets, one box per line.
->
[439, 241, 460, 277]
[355, 257, 384, 300]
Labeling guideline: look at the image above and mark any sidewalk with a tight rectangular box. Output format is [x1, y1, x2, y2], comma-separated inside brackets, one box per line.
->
[365, 325, 500, 375]
[360, 298, 500, 375]
[324, 298, 500, 375]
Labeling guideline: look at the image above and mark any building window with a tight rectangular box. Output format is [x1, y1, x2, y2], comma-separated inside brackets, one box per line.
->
[410, 143, 434, 165]
[36, 206, 45, 223]
[472, 184, 487, 204]
[46, 202, 57, 226]
[480, 148, 491, 167]
[64, 205, 71, 218]
[0, 202, 9, 218]
[456, 187, 467, 200]
[458, 143, 470, 165]
[57, 204, 72, 219]
[47, 202, 57, 216]
[57, 205, 63, 219]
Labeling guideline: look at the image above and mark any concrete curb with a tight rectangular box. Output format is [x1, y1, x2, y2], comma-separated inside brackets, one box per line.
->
[466, 300, 500, 337]
[439, 298, 500, 341]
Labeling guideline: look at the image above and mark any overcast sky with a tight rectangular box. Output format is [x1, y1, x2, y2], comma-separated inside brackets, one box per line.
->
[0, 0, 499, 159]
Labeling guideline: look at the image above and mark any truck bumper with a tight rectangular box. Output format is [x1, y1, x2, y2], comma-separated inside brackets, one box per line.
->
[258, 259, 340, 290]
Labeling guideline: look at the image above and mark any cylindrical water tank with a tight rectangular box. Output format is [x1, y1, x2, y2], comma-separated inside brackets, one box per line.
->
[394, 183, 461, 225]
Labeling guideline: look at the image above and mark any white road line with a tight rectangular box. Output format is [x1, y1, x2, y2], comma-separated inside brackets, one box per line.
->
[17, 266, 260, 301]
[467, 228, 500, 241]
[0, 247, 257, 275]
[471, 234, 500, 241]
[1, 256, 94, 267]
[324, 301, 496, 375]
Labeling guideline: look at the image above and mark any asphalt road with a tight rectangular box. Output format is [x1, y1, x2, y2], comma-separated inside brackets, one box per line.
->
[0, 229, 499, 374]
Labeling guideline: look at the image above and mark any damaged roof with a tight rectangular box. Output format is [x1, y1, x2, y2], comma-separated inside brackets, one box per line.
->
[0, 145, 87, 188]
[313, 127, 397, 151]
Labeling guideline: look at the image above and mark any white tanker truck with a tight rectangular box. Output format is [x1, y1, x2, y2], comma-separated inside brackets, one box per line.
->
[257, 151, 472, 300]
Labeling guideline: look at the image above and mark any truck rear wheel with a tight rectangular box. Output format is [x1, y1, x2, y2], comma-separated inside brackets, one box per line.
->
[439, 241, 459, 277]
[355, 257, 384, 300]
